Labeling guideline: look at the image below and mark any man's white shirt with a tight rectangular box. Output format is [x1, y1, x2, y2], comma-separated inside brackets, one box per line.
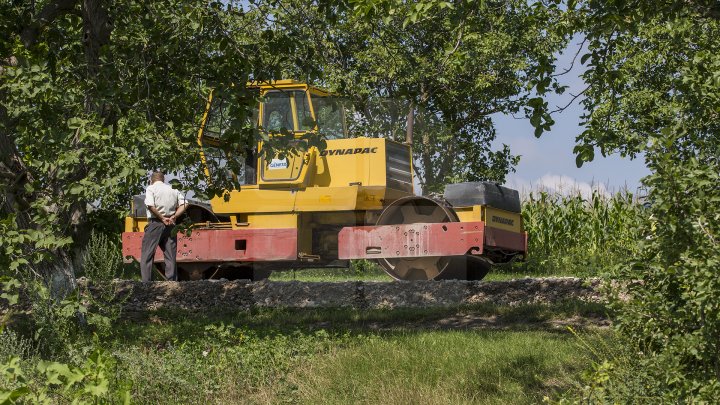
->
[144, 181, 186, 218]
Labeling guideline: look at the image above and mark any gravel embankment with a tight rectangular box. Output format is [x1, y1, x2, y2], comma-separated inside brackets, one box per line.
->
[110, 277, 605, 311]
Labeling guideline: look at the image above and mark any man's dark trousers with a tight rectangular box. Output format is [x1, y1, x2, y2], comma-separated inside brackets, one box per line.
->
[140, 220, 177, 281]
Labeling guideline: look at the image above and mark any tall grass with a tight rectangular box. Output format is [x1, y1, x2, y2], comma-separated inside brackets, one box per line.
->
[516, 190, 647, 277]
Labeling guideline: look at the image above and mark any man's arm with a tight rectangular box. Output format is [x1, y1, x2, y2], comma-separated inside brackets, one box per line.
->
[170, 190, 187, 224]
[147, 205, 173, 225]
[171, 203, 188, 224]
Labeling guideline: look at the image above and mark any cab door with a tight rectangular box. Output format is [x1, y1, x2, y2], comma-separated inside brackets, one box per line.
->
[258, 89, 317, 186]
[197, 91, 257, 185]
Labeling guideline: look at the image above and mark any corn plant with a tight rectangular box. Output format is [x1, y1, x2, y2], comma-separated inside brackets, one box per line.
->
[517, 190, 647, 276]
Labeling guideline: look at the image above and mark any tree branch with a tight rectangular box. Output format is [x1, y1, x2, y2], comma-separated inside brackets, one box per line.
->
[552, 37, 587, 78]
[550, 86, 588, 114]
[82, 0, 112, 78]
[20, 0, 80, 47]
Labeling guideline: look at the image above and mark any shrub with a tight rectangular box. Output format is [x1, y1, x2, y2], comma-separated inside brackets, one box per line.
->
[608, 154, 720, 400]
[0, 328, 34, 362]
[78, 231, 122, 282]
[0, 346, 130, 404]
[562, 154, 720, 402]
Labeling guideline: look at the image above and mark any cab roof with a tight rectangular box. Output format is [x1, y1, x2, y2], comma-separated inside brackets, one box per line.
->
[246, 79, 333, 96]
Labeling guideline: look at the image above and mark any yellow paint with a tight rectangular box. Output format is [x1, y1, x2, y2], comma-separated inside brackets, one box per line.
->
[257, 147, 317, 186]
[313, 138, 388, 188]
[454, 205, 522, 232]
[294, 186, 361, 211]
[124, 217, 138, 233]
[454, 205, 482, 222]
[212, 187, 297, 214]
[207, 135, 408, 215]
[233, 213, 298, 229]
[197, 91, 215, 179]
[482, 206, 523, 232]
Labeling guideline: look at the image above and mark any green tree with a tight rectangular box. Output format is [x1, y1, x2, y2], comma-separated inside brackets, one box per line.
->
[0, 0, 303, 288]
[273, 0, 566, 193]
[560, 0, 720, 400]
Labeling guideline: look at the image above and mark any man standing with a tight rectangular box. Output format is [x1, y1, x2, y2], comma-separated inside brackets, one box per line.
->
[140, 171, 187, 282]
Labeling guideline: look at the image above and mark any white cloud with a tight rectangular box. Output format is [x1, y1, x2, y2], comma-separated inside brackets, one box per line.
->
[504, 173, 609, 199]
[535, 174, 608, 198]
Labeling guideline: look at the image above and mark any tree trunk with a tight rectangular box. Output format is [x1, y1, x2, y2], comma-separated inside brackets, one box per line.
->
[0, 127, 77, 295]
[0, 0, 91, 295]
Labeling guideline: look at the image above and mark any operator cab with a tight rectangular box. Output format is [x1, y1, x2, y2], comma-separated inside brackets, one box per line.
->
[256, 80, 347, 139]
[199, 80, 348, 186]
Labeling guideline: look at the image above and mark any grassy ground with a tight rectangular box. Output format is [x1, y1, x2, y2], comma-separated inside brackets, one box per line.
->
[279, 330, 593, 405]
[268, 262, 577, 282]
[108, 303, 609, 404]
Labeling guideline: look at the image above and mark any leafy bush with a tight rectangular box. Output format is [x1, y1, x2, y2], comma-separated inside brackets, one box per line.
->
[556, 150, 720, 403]
[78, 231, 122, 282]
[0, 233, 130, 402]
[0, 328, 34, 362]
[605, 154, 720, 400]
[29, 282, 94, 360]
[77, 231, 128, 340]
[29, 231, 126, 358]
[0, 346, 130, 404]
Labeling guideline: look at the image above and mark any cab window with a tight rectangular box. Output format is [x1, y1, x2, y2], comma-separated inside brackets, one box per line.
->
[204, 96, 231, 143]
[262, 91, 294, 132]
[312, 95, 346, 139]
[202, 97, 257, 185]
[295, 91, 314, 131]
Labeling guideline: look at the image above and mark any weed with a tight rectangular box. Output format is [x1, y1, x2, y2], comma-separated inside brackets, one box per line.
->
[78, 231, 122, 281]
[0, 328, 34, 362]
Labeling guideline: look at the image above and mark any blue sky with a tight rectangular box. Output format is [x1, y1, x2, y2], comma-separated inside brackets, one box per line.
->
[492, 38, 650, 196]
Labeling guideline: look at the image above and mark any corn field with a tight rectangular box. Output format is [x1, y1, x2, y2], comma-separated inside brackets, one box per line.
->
[514, 191, 647, 276]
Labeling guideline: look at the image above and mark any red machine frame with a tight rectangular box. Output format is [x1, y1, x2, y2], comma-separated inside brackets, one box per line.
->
[122, 223, 526, 265]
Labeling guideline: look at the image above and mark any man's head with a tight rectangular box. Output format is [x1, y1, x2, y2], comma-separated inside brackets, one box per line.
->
[150, 171, 165, 184]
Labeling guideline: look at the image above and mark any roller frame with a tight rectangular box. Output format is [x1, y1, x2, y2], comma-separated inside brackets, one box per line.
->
[337, 221, 485, 260]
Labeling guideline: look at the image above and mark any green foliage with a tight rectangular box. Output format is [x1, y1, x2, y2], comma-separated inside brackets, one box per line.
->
[0, 277, 127, 402]
[29, 277, 123, 359]
[549, 0, 720, 401]
[0, 347, 130, 404]
[0, 277, 20, 307]
[77, 231, 128, 340]
[553, 328, 664, 404]
[517, 190, 646, 276]
[597, 155, 720, 401]
[79, 231, 122, 283]
[29, 283, 92, 359]
[0, 0, 317, 282]
[0, 328, 34, 363]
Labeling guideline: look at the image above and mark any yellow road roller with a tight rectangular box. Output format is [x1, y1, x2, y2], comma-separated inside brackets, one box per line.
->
[122, 80, 527, 281]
